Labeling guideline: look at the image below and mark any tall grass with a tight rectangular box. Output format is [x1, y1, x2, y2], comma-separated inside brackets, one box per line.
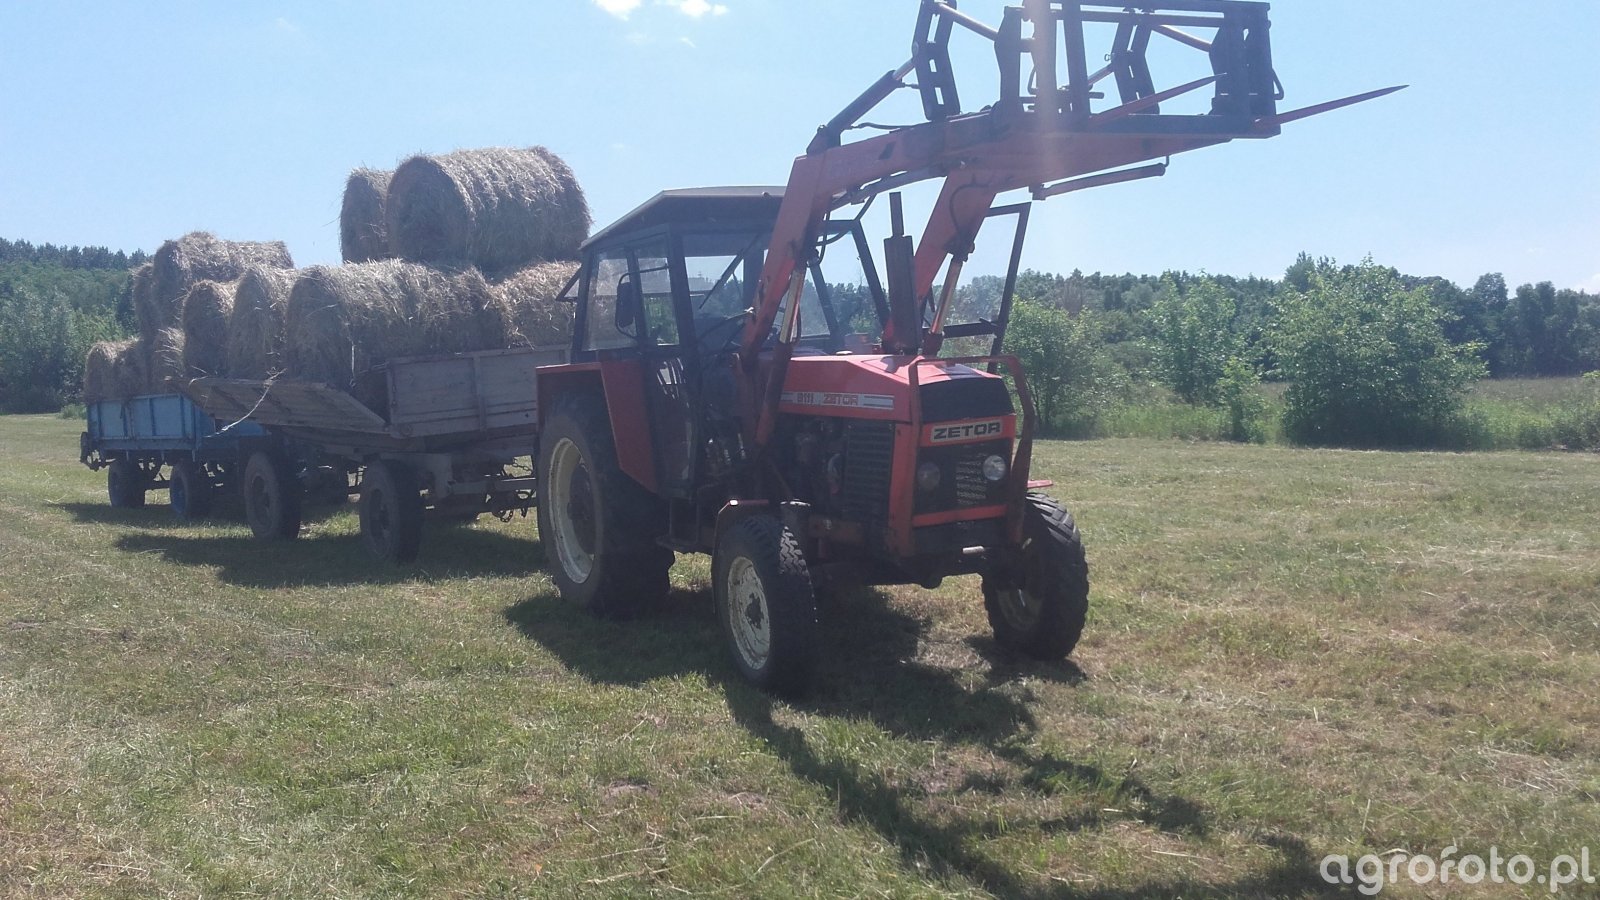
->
[1091, 376, 1600, 451]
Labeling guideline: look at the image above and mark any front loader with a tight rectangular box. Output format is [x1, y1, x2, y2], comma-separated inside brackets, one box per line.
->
[532, 0, 1401, 694]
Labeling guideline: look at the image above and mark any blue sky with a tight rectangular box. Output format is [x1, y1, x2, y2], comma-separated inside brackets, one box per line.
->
[1, 1, 1595, 292]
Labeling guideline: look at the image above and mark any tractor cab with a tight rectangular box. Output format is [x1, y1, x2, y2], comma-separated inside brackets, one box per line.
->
[568, 187, 886, 363]
[564, 187, 909, 504]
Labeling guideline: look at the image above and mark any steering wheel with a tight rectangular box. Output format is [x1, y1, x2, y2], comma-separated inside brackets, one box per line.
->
[696, 313, 750, 354]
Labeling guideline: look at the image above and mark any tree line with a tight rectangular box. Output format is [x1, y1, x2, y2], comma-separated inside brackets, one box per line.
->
[0, 238, 148, 271]
[961, 254, 1600, 447]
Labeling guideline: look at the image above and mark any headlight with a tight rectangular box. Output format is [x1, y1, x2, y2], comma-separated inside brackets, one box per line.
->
[982, 454, 1008, 482]
[916, 461, 943, 492]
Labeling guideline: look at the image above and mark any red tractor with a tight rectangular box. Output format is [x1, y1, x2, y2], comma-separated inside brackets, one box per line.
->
[532, 0, 1398, 693]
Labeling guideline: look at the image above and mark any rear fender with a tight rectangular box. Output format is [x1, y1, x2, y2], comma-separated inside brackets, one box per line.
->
[537, 362, 657, 493]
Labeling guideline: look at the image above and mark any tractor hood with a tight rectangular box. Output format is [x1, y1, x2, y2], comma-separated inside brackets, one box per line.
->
[778, 354, 1013, 424]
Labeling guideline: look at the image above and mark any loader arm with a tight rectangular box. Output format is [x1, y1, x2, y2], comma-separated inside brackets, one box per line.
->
[739, 0, 1403, 452]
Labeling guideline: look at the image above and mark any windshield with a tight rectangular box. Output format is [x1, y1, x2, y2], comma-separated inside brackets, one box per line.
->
[679, 221, 887, 351]
[682, 230, 767, 319]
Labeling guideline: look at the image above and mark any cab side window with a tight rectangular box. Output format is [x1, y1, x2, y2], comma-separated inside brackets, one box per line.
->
[584, 249, 635, 352]
[635, 242, 679, 348]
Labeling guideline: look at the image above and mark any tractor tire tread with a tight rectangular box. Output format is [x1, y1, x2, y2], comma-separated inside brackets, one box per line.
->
[983, 492, 1089, 660]
[717, 514, 819, 697]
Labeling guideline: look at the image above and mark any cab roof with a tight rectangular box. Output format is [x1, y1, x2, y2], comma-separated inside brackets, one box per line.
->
[582, 187, 786, 251]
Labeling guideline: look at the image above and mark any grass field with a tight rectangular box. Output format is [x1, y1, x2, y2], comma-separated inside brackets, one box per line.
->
[2, 414, 1597, 898]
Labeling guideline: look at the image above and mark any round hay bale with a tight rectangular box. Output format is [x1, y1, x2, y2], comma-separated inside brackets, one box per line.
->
[115, 340, 151, 398]
[149, 327, 187, 392]
[131, 263, 161, 344]
[150, 232, 293, 323]
[386, 147, 590, 276]
[181, 280, 236, 377]
[340, 168, 394, 263]
[228, 266, 299, 379]
[84, 340, 125, 403]
[284, 261, 505, 389]
[493, 261, 579, 347]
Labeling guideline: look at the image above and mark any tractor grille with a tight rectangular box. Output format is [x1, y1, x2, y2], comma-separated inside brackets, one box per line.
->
[914, 439, 1010, 516]
[841, 422, 894, 525]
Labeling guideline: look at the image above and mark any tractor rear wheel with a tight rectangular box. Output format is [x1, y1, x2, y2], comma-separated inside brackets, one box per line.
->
[243, 451, 302, 542]
[536, 393, 671, 618]
[360, 460, 424, 564]
[713, 514, 819, 696]
[169, 459, 213, 522]
[107, 458, 147, 509]
[982, 493, 1089, 660]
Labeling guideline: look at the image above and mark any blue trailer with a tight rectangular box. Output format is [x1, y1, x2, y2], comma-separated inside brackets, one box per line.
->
[80, 392, 274, 521]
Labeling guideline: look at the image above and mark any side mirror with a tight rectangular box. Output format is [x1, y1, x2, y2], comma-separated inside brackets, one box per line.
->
[615, 274, 640, 332]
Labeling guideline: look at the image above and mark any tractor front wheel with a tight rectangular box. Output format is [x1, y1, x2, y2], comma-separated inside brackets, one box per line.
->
[982, 493, 1089, 660]
[713, 514, 819, 696]
[536, 394, 671, 618]
[243, 451, 302, 542]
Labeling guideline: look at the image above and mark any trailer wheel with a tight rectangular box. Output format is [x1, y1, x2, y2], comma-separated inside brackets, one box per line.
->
[169, 460, 213, 523]
[360, 460, 424, 564]
[243, 451, 302, 542]
[982, 493, 1089, 660]
[714, 514, 819, 696]
[107, 458, 147, 509]
[536, 394, 671, 618]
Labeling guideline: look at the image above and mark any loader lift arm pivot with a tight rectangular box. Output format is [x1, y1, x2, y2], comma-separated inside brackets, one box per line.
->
[739, 0, 1402, 453]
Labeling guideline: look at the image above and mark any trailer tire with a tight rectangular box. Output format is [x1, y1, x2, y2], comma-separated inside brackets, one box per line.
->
[537, 393, 671, 618]
[107, 458, 147, 509]
[360, 460, 424, 564]
[169, 459, 213, 522]
[714, 514, 819, 697]
[982, 493, 1089, 661]
[243, 451, 302, 542]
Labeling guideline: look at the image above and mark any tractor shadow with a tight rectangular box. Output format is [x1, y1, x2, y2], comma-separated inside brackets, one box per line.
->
[505, 585, 1337, 898]
[113, 522, 545, 588]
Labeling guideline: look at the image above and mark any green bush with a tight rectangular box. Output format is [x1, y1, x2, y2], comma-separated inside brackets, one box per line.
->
[1217, 356, 1269, 443]
[1147, 275, 1243, 404]
[1006, 299, 1125, 437]
[1271, 258, 1486, 447]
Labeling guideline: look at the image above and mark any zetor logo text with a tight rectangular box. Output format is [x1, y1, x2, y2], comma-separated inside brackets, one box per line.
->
[930, 420, 1005, 444]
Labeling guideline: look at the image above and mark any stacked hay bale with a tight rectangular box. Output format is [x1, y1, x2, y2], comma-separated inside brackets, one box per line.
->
[284, 261, 505, 408]
[84, 147, 588, 407]
[492, 261, 579, 347]
[228, 266, 299, 379]
[145, 233, 293, 343]
[86, 234, 296, 401]
[83, 340, 148, 403]
[129, 264, 158, 343]
[149, 327, 187, 391]
[279, 146, 588, 402]
[386, 146, 589, 276]
[180, 280, 236, 377]
[340, 168, 394, 263]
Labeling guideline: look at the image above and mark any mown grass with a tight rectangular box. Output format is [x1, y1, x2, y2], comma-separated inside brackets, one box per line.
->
[2, 414, 1598, 897]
